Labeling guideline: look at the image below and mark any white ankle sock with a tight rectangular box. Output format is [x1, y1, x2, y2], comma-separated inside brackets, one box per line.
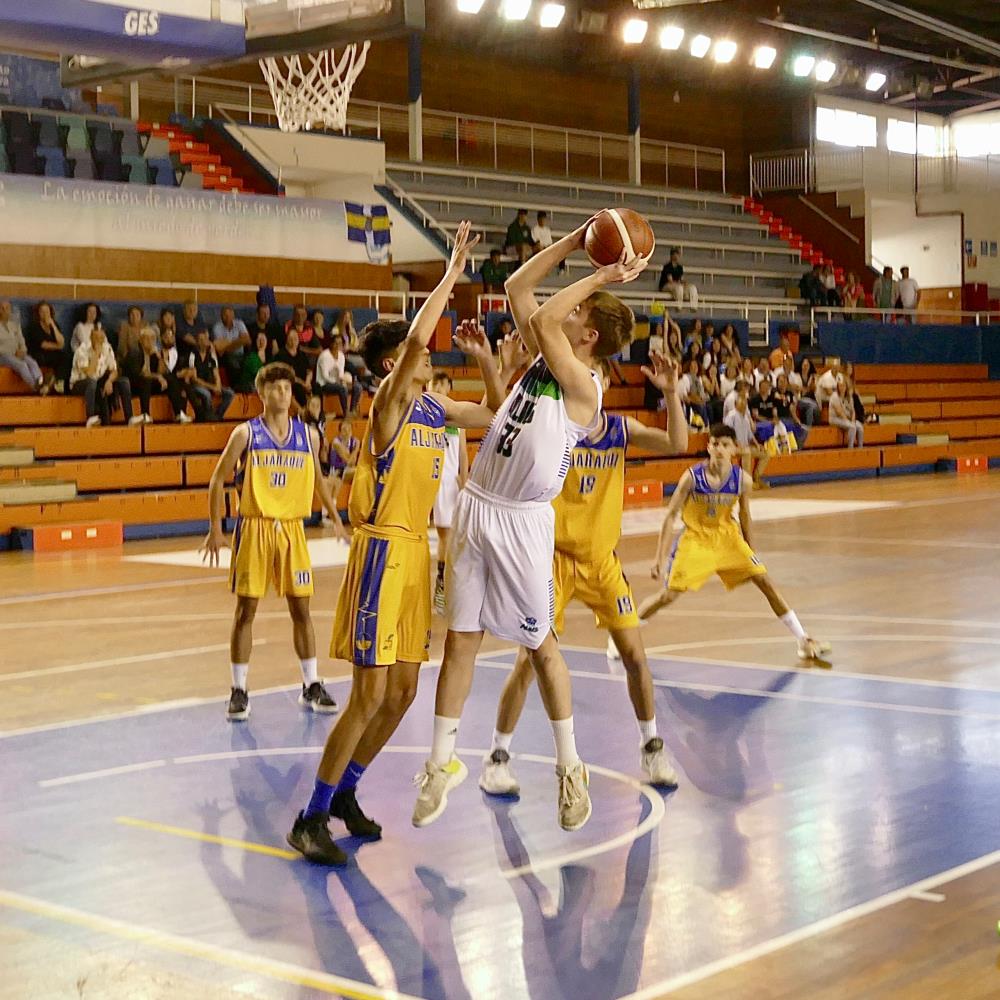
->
[491, 729, 514, 754]
[638, 718, 657, 745]
[299, 657, 318, 686]
[780, 611, 807, 641]
[231, 663, 249, 691]
[550, 717, 579, 767]
[430, 715, 461, 766]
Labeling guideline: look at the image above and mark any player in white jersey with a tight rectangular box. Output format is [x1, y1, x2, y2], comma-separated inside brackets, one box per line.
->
[429, 371, 468, 616]
[412, 214, 647, 833]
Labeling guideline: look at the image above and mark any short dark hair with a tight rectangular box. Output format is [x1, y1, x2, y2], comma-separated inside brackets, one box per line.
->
[518, 208, 528, 215]
[159, 307, 174, 321]
[360, 319, 410, 375]
[709, 422, 737, 441]
[431, 370, 453, 389]
[490, 248, 502, 257]
[255, 361, 296, 393]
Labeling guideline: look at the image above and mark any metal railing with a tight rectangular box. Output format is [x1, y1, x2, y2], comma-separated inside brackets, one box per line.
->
[749, 149, 814, 196]
[810, 305, 998, 326]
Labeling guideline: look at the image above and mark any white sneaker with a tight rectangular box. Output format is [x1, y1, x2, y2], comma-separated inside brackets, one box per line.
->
[478, 749, 520, 796]
[128, 415, 145, 426]
[556, 761, 592, 831]
[85, 415, 101, 428]
[798, 638, 832, 661]
[433, 578, 446, 616]
[641, 737, 679, 788]
[606, 634, 622, 661]
[143, 413, 154, 424]
[177, 411, 193, 424]
[412, 756, 468, 828]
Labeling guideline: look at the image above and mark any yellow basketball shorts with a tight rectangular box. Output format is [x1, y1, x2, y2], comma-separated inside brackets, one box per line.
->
[665, 530, 767, 593]
[230, 516, 313, 599]
[553, 549, 640, 634]
[332, 526, 432, 667]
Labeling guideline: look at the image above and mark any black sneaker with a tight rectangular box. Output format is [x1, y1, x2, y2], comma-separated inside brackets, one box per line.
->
[287, 811, 348, 866]
[226, 687, 249, 722]
[330, 788, 382, 839]
[299, 681, 338, 714]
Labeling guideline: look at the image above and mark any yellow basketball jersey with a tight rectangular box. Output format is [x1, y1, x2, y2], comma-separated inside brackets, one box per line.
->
[349, 393, 447, 534]
[237, 416, 315, 520]
[553, 413, 627, 563]
[680, 462, 743, 538]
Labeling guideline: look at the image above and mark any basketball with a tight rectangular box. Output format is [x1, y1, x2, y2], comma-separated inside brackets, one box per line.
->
[584, 208, 656, 267]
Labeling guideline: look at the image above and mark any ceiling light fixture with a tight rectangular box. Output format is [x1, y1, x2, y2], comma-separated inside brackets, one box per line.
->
[456, 0, 485, 12]
[623, 18, 648, 44]
[815, 59, 836, 82]
[501, 0, 531, 20]
[539, 2, 564, 27]
[792, 54, 815, 77]
[714, 39, 737, 63]
[659, 25, 684, 50]
[690, 34, 711, 58]
[866, 70, 888, 91]
[753, 45, 776, 69]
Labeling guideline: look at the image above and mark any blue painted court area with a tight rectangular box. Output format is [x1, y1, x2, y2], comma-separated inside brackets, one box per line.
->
[2, 649, 1000, 999]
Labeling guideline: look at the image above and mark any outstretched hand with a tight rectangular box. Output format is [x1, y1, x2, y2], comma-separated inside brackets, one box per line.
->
[448, 220, 481, 275]
[596, 255, 650, 285]
[453, 319, 491, 361]
[499, 329, 530, 373]
[199, 527, 230, 568]
[641, 350, 680, 394]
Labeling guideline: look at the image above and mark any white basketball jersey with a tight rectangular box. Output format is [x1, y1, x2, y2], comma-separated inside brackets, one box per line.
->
[470, 355, 603, 504]
[442, 425, 461, 482]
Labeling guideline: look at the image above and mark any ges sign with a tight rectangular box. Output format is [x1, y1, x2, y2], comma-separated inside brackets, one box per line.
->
[123, 10, 161, 36]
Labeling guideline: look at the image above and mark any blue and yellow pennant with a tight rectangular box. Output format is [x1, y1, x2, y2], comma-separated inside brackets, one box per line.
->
[345, 202, 391, 263]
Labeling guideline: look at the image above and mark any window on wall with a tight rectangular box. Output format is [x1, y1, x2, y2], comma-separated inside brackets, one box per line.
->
[886, 119, 940, 156]
[816, 107, 877, 148]
[953, 121, 1000, 157]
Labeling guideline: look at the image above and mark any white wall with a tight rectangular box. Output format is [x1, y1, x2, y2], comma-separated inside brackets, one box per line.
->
[920, 192, 1000, 289]
[869, 198, 963, 287]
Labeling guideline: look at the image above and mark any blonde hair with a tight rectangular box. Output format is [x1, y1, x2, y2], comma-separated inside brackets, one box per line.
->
[585, 291, 635, 359]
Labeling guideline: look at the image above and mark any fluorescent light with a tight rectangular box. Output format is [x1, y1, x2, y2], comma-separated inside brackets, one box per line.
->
[623, 18, 648, 44]
[753, 45, 776, 69]
[815, 59, 836, 82]
[456, 0, 485, 12]
[690, 34, 711, 58]
[539, 2, 564, 27]
[866, 70, 887, 92]
[792, 55, 815, 77]
[714, 40, 737, 64]
[659, 25, 684, 50]
[501, 0, 530, 20]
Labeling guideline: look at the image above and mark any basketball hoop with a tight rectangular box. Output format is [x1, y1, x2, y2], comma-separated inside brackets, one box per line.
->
[259, 40, 369, 133]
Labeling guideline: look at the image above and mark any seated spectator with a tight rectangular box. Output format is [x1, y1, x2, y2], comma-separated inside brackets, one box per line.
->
[490, 316, 515, 351]
[247, 303, 283, 357]
[739, 356, 755, 386]
[793, 357, 820, 426]
[531, 211, 564, 273]
[718, 323, 741, 365]
[724, 383, 770, 488]
[841, 272, 864, 320]
[122, 327, 174, 423]
[829, 375, 864, 447]
[772, 373, 808, 447]
[0, 300, 45, 393]
[180, 327, 234, 422]
[768, 330, 795, 374]
[723, 377, 748, 420]
[213, 306, 251, 385]
[275, 329, 313, 407]
[750, 377, 776, 426]
[505, 209, 534, 263]
[311, 310, 329, 347]
[678, 357, 710, 428]
[684, 318, 703, 351]
[72, 302, 102, 351]
[25, 301, 67, 392]
[481, 249, 509, 294]
[117, 305, 153, 365]
[329, 416, 361, 498]
[156, 325, 194, 423]
[285, 305, 318, 356]
[719, 361, 739, 399]
[702, 361, 723, 424]
[665, 321, 683, 361]
[152, 307, 177, 345]
[872, 266, 898, 321]
[177, 299, 202, 352]
[316, 335, 361, 415]
[332, 308, 357, 350]
[240, 332, 271, 392]
[301, 395, 336, 518]
[821, 264, 840, 307]
[799, 264, 826, 307]
[845, 367, 867, 425]
[70, 325, 141, 427]
[752, 356, 771, 389]
[814, 361, 841, 414]
[658, 248, 699, 308]
[335, 310, 376, 395]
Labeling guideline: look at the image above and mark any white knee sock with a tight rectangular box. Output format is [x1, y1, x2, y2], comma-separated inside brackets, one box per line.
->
[231, 663, 249, 691]
[299, 657, 318, 686]
[430, 715, 461, 766]
[550, 717, 579, 767]
[638, 718, 657, 745]
[491, 729, 514, 754]
[780, 611, 807, 641]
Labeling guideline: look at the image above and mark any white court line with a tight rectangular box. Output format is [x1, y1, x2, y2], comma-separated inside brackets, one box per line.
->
[0, 643, 259, 684]
[909, 890, 946, 903]
[0, 888, 422, 1000]
[778, 532, 1000, 551]
[0, 576, 226, 606]
[39, 759, 169, 788]
[0, 611, 338, 631]
[619, 848, 1000, 1000]
[647, 633, 1000, 653]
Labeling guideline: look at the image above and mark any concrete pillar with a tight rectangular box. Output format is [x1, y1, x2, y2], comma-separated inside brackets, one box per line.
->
[407, 32, 423, 162]
[627, 66, 641, 186]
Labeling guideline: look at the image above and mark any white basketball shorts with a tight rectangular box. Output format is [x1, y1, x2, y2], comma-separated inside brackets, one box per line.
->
[445, 482, 555, 650]
[432, 475, 459, 530]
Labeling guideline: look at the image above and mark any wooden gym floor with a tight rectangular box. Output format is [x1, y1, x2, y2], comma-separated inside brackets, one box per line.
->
[2, 472, 999, 999]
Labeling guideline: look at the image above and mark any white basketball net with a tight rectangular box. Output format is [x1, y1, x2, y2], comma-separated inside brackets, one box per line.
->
[260, 40, 370, 133]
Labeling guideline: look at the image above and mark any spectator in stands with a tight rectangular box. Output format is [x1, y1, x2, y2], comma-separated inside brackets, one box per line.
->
[724, 382, 770, 488]
[505, 209, 534, 263]
[316, 334, 361, 415]
[117, 306, 152, 364]
[665, 321, 683, 361]
[720, 360, 739, 399]
[683, 323, 704, 362]
[821, 264, 840, 307]
[739, 356, 755, 386]
[828, 374, 864, 447]
[335, 310, 376, 395]
[684, 318, 703, 351]
[25, 301, 66, 393]
[896, 266, 920, 323]
[794, 357, 820, 427]
[70, 326, 141, 428]
[769, 329, 795, 374]
[490, 316, 515, 352]
[531, 211, 564, 273]
[285, 305, 318, 357]
[181, 327, 234, 422]
[156, 325, 194, 423]
[814, 361, 841, 415]
[0, 300, 45, 394]
[752, 356, 771, 390]
[799, 264, 826, 308]
[750, 376, 776, 426]
[702, 335, 722, 372]
[311, 310, 329, 347]
[481, 249, 509, 294]
[275, 328, 313, 407]
[848, 371, 868, 426]
[773, 372, 808, 447]
[123, 328, 168, 423]
[679, 357, 710, 429]
[658, 248, 698, 308]
[239, 332, 271, 392]
[72, 303, 102, 351]
[872, 266, 898, 322]
[177, 299, 203, 352]
[718, 323, 741, 364]
[152, 308, 177, 344]
[247, 303, 283, 357]
[213, 306, 251, 385]
[723, 377, 747, 420]
[328, 416, 361, 501]
[841, 272, 864, 320]
[703, 361, 723, 423]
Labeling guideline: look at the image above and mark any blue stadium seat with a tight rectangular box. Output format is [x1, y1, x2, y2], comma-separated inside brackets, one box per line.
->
[36, 118, 65, 151]
[89, 126, 122, 157]
[4, 111, 35, 144]
[149, 157, 177, 186]
[70, 155, 95, 180]
[0, 148, 9, 172]
[37, 146, 72, 177]
[119, 126, 142, 157]
[122, 155, 150, 183]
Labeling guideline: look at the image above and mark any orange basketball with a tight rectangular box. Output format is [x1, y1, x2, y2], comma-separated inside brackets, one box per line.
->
[584, 208, 656, 267]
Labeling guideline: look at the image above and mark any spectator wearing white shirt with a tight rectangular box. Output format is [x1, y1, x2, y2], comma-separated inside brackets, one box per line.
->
[316, 336, 361, 415]
[752, 357, 771, 390]
[723, 377, 750, 420]
[0, 300, 45, 393]
[70, 326, 141, 427]
[719, 361, 739, 399]
[896, 266, 920, 323]
[724, 385, 771, 488]
[678, 357, 710, 428]
[814, 363, 841, 414]
[72, 302, 101, 351]
[828, 376, 864, 447]
[532, 211, 564, 273]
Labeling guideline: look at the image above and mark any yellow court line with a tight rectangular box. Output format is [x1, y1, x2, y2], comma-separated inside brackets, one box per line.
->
[0, 888, 423, 1000]
[115, 815, 299, 860]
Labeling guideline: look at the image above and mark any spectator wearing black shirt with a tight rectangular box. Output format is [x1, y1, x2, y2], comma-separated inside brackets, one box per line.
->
[481, 249, 509, 294]
[176, 300, 203, 352]
[658, 248, 699, 308]
[246, 303, 283, 357]
[772, 373, 807, 447]
[505, 209, 534, 263]
[25, 300, 67, 392]
[275, 328, 314, 407]
[179, 328, 234, 422]
[799, 265, 826, 307]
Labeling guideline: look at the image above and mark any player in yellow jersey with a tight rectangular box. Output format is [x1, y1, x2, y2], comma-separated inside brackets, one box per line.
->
[478, 350, 689, 795]
[200, 362, 347, 722]
[638, 422, 829, 660]
[287, 222, 509, 865]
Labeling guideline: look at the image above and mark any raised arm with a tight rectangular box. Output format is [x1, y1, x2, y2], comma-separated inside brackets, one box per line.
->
[653, 471, 691, 578]
[200, 423, 249, 566]
[625, 352, 687, 455]
[454, 319, 506, 413]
